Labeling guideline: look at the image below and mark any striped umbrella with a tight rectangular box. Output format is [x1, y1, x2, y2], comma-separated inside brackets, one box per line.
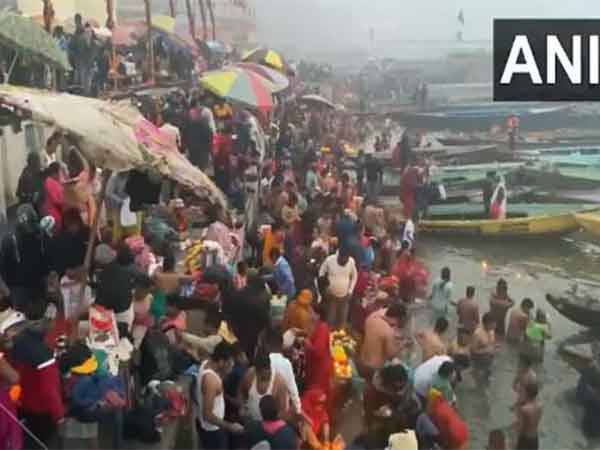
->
[242, 47, 290, 74]
[199, 68, 274, 113]
[233, 62, 289, 93]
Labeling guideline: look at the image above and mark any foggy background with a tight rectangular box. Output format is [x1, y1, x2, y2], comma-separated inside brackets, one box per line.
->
[255, 0, 600, 61]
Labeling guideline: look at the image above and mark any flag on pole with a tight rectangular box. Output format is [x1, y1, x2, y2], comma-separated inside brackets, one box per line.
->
[458, 9, 465, 25]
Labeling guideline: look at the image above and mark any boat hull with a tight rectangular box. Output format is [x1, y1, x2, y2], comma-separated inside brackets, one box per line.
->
[395, 104, 572, 131]
[546, 294, 600, 328]
[418, 212, 580, 237]
[575, 213, 600, 236]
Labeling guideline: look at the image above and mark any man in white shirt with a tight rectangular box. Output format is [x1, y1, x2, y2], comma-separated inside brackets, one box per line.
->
[413, 354, 453, 400]
[318, 250, 357, 330]
[264, 328, 302, 417]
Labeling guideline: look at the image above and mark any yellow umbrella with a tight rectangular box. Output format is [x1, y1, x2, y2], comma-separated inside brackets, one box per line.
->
[242, 47, 289, 73]
[151, 14, 176, 33]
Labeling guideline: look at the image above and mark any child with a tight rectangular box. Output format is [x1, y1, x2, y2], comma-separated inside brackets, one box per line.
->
[431, 361, 456, 405]
[523, 309, 552, 362]
[507, 298, 534, 344]
[513, 354, 537, 409]
[515, 380, 542, 450]
[234, 261, 248, 291]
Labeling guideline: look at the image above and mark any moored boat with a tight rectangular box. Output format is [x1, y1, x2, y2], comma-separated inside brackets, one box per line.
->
[546, 294, 600, 328]
[416, 203, 596, 237]
[395, 103, 572, 131]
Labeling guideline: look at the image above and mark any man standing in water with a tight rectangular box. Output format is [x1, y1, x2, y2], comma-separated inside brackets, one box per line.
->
[515, 380, 542, 450]
[489, 278, 514, 338]
[430, 267, 453, 322]
[471, 312, 497, 383]
[455, 286, 480, 336]
[415, 317, 449, 362]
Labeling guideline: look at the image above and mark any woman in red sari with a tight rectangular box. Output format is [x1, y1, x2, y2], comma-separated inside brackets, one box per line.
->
[304, 304, 333, 410]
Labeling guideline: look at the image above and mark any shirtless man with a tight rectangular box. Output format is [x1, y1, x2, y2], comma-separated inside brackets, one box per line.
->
[515, 380, 542, 450]
[455, 286, 480, 334]
[470, 312, 497, 382]
[512, 354, 537, 408]
[359, 303, 409, 380]
[415, 317, 449, 362]
[507, 298, 534, 343]
[489, 278, 514, 338]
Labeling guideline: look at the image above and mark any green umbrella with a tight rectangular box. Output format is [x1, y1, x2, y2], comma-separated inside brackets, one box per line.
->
[0, 11, 71, 75]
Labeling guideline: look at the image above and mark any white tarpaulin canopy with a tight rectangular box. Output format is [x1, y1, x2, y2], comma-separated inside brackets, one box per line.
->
[0, 85, 227, 211]
[18, 0, 115, 26]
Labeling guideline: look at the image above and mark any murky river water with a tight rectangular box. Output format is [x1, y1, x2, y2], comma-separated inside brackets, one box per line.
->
[338, 229, 600, 449]
[416, 232, 600, 450]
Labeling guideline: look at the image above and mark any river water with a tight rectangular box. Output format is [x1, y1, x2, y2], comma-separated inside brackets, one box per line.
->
[416, 232, 600, 450]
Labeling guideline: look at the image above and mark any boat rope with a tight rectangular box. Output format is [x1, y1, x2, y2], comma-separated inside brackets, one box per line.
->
[0, 400, 49, 450]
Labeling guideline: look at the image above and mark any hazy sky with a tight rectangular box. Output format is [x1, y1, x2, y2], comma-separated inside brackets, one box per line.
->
[255, 0, 600, 57]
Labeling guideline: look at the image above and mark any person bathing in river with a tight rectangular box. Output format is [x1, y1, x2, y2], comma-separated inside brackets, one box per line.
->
[430, 267, 453, 322]
[416, 317, 448, 362]
[507, 298, 535, 344]
[489, 278, 514, 338]
[454, 286, 480, 338]
[522, 309, 552, 363]
[512, 354, 537, 410]
[470, 312, 498, 383]
[515, 379, 543, 450]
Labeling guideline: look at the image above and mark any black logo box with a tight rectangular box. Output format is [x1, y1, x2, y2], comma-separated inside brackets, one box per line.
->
[494, 19, 600, 101]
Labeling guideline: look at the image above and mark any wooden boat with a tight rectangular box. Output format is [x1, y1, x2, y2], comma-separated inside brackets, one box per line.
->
[373, 144, 506, 166]
[546, 294, 600, 328]
[575, 213, 600, 236]
[506, 166, 600, 190]
[396, 103, 572, 131]
[416, 203, 594, 237]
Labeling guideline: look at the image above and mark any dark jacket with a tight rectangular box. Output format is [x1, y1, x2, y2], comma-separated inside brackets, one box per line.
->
[224, 282, 271, 360]
[95, 262, 135, 313]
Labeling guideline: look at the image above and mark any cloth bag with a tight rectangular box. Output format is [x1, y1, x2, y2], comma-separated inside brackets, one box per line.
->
[120, 197, 137, 227]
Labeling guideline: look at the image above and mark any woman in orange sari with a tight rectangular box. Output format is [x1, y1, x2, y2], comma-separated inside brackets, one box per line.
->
[400, 162, 419, 220]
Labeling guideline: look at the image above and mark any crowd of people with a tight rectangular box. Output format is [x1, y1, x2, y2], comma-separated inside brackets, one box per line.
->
[0, 25, 557, 450]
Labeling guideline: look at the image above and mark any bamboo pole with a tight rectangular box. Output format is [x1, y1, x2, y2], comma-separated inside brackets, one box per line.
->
[198, 0, 208, 41]
[42, 0, 54, 33]
[185, 0, 195, 39]
[144, 0, 155, 85]
[83, 170, 112, 273]
[206, 0, 216, 41]
[169, 0, 176, 18]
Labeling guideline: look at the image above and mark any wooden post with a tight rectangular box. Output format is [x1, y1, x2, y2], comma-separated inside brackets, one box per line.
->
[105, 0, 115, 30]
[105, 0, 117, 92]
[207, 0, 216, 41]
[169, 0, 176, 18]
[198, 0, 208, 41]
[144, 0, 155, 85]
[7, 51, 18, 83]
[185, 0, 195, 39]
[42, 0, 55, 33]
[83, 170, 112, 272]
